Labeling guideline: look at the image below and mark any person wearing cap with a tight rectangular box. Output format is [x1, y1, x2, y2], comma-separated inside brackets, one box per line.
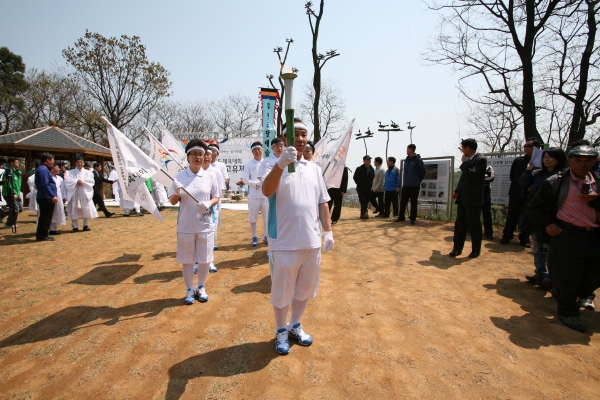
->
[527, 145, 600, 333]
[261, 120, 334, 355]
[242, 141, 269, 247]
[353, 155, 375, 219]
[168, 139, 220, 305]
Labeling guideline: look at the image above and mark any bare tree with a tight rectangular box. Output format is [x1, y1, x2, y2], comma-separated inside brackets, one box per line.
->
[305, 0, 340, 143]
[208, 93, 260, 137]
[299, 79, 346, 140]
[465, 100, 522, 152]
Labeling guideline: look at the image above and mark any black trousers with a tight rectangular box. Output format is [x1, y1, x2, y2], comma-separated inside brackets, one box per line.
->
[5, 197, 22, 226]
[399, 186, 419, 221]
[453, 203, 483, 253]
[371, 191, 384, 213]
[549, 222, 600, 317]
[502, 195, 529, 242]
[384, 191, 398, 217]
[93, 193, 111, 216]
[482, 185, 493, 236]
[357, 189, 370, 215]
[36, 198, 55, 239]
[328, 188, 343, 222]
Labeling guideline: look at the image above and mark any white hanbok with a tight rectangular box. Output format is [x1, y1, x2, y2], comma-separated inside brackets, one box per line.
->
[64, 167, 98, 225]
[117, 182, 140, 214]
[50, 175, 66, 230]
[151, 179, 168, 206]
[108, 168, 120, 202]
[26, 174, 38, 211]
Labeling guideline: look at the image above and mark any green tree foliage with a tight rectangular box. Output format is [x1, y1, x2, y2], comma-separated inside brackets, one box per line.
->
[62, 31, 172, 130]
[0, 47, 30, 134]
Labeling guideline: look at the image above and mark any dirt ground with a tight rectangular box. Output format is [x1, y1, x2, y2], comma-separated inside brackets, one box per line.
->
[1, 206, 599, 399]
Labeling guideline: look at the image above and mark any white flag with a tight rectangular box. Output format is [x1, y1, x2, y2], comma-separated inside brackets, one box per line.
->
[104, 118, 164, 222]
[161, 125, 188, 168]
[146, 127, 185, 188]
[313, 135, 327, 161]
[315, 119, 354, 189]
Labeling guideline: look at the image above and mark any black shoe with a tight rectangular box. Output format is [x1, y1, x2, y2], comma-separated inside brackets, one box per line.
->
[520, 241, 531, 248]
[486, 235, 493, 240]
[468, 252, 480, 258]
[105, 212, 115, 217]
[72, 228, 79, 232]
[558, 315, 587, 333]
[36, 237, 55, 241]
[410, 220, 416, 225]
[539, 279, 554, 290]
[550, 288, 558, 298]
[49, 230, 61, 235]
[376, 214, 388, 218]
[136, 212, 144, 217]
[360, 213, 369, 219]
[331, 221, 338, 225]
[525, 273, 544, 284]
[83, 226, 91, 232]
[500, 238, 510, 245]
[394, 218, 405, 223]
[449, 249, 462, 257]
[123, 214, 130, 217]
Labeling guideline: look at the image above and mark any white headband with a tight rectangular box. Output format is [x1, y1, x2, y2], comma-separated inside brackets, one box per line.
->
[251, 145, 263, 150]
[208, 145, 219, 152]
[186, 146, 205, 155]
[282, 122, 308, 135]
[206, 149, 212, 154]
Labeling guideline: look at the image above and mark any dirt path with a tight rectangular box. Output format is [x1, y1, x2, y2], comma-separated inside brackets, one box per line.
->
[1, 207, 599, 399]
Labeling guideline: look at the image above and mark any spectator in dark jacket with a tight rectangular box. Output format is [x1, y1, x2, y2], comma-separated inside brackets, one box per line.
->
[519, 148, 567, 290]
[527, 145, 600, 333]
[328, 166, 349, 224]
[396, 144, 425, 224]
[501, 137, 540, 246]
[379, 157, 401, 218]
[353, 155, 374, 219]
[34, 152, 58, 241]
[482, 165, 495, 239]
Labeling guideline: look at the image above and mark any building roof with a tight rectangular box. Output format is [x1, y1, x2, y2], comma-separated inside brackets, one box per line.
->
[0, 126, 112, 158]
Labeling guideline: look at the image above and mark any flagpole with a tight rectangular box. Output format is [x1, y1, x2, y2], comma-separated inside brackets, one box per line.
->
[157, 169, 200, 204]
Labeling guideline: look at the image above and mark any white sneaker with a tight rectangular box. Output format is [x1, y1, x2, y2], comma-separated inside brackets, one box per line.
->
[196, 285, 209, 302]
[209, 264, 218, 273]
[580, 296, 596, 311]
[288, 323, 312, 346]
[275, 328, 290, 355]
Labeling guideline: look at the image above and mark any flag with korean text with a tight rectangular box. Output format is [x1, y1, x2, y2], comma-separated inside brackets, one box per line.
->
[315, 119, 354, 189]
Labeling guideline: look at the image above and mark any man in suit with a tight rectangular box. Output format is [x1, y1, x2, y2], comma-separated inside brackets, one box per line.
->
[450, 139, 487, 258]
[353, 155, 375, 219]
[328, 165, 349, 224]
[92, 163, 115, 218]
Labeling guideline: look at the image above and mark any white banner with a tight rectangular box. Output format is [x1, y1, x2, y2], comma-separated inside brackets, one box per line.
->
[313, 135, 327, 160]
[214, 137, 260, 187]
[104, 119, 164, 222]
[161, 125, 188, 168]
[315, 120, 354, 188]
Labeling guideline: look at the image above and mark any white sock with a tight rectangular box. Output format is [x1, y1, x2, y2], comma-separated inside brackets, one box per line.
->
[182, 263, 194, 289]
[273, 305, 289, 331]
[289, 298, 309, 327]
[196, 262, 210, 286]
[250, 222, 257, 237]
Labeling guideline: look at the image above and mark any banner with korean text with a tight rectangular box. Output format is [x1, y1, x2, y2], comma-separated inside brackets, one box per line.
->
[260, 88, 279, 158]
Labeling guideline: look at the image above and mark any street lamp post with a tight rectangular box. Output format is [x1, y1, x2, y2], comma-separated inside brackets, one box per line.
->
[377, 120, 403, 159]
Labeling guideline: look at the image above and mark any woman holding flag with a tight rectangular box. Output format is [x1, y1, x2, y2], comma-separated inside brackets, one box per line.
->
[168, 139, 220, 305]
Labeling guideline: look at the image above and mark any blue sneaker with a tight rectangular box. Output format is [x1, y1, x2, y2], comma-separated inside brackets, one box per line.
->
[275, 328, 290, 355]
[266, 251, 270, 259]
[214, 246, 218, 251]
[184, 288, 195, 305]
[196, 285, 209, 302]
[251, 236, 258, 247]
[209, 264, 218, 273]
[288, 323, 312, 346]
[263, 235, 268, 244]
[193, 262, 198, 274]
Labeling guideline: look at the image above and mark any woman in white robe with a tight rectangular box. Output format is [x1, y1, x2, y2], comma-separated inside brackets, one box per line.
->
[26, 173, 38, 212]
[117, 182, 142, 216]
[64, 158, 98, 231]
[151, 179, 168, 210]
[49, 164, 66, 234]
[108, 166, 120, 202]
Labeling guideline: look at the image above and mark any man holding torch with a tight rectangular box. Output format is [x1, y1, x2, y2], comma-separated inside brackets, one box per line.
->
[261, 121, 335, 355]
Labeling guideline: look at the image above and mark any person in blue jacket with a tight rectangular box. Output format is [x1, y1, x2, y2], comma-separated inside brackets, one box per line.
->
[396, 144, 426, 225]
[379, 157, 401, 218]
[34, 152, 58, 241]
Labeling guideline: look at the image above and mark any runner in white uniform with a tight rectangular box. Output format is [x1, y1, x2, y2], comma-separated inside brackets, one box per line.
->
[208, 144, 228, 250]
[261, 121, 335, 355]
[168, 139, 220, 305]
[203, 149, 224, 273]
[257, 137, 285, 182]
[242, 141, 269, 246]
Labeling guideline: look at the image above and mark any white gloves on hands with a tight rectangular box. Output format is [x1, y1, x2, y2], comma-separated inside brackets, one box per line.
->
[323, 231, 334, 252]
[277, 146, 298, 169]
[172, 180, 184, 195]
[197, 200, 212, 212]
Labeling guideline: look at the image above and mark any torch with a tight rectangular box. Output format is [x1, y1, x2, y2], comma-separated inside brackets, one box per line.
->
[281, 70, 297, 173]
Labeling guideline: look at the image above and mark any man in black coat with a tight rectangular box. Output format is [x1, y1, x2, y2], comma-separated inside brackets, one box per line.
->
[501, 138, 540, 246]
[450, 139, 487, 258]
[328, 166, 349, 224]
[92, 163, 115, 218]
[353, 155, 375, 219]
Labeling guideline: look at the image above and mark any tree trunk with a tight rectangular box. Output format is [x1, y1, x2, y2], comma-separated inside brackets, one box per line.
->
[311, 0, 325, 144]
[520, 56, 541, 143]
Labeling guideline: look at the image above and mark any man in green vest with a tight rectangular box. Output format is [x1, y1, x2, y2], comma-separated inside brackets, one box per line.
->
[2, 157, 23, 229]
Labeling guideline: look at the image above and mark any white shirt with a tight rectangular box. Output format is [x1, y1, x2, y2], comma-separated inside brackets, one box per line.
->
[169, 167, 220, 233]
[242, 158, 265, 199]
[267, 158, 330, 251]
[212, 160, 229, 184]
[257, 155, 279, 180]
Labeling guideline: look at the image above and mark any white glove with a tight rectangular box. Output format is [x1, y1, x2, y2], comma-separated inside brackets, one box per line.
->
[172, 180, 184, 195]
[277, 146, 298, 168]
[323, 231, 334, 252]
[197, 200, 212, 212]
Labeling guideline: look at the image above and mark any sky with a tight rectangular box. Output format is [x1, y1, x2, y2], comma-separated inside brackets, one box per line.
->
[1, 0, 469, 183]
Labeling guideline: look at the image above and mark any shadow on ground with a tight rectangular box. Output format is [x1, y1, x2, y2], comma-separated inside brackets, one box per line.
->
[94, 253, 142, 265]
[216, 253, 268, 270]
[134, 271, 180, 284]
[166, 340, 278, 400]
[485, 278, 597, 349]
[231, 275, 271, 294]
[417, 250, 473, 269]
[0, 298, 181, 348]
[69, 264, 144, 285]
[153, 251, 176, 260]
